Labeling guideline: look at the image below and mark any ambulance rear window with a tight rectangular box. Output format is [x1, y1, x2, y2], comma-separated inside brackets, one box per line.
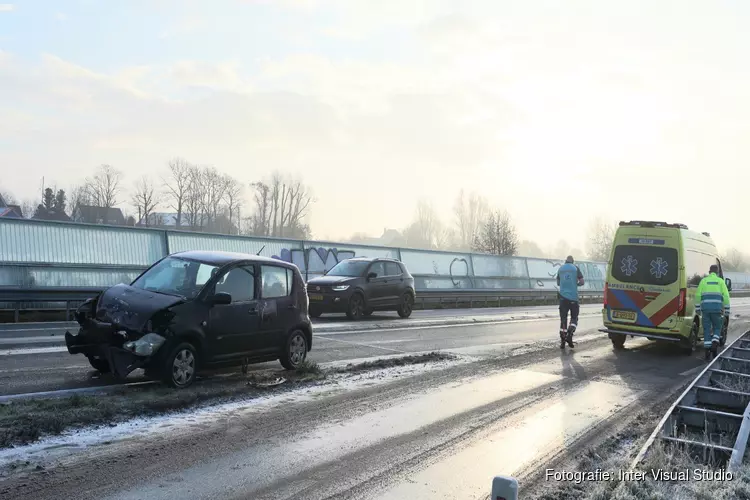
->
[611, 245, 678, 285]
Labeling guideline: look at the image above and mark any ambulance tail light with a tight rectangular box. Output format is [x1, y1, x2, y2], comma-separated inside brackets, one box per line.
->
[678, 288, 686, 316]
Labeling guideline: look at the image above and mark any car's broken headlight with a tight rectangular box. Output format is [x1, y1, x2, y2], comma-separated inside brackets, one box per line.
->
[123, 333, 166, 357]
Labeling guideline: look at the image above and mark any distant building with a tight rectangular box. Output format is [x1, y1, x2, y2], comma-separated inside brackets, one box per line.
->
[32, 205, 72, 222]
[0, 194, 23, 218]
[136, 212, 191, 228]
[72, 205, 126, 225]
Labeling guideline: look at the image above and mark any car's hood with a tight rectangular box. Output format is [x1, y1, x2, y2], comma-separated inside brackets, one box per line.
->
[95, 283, 184, 331]
[307, 276, 357, 286]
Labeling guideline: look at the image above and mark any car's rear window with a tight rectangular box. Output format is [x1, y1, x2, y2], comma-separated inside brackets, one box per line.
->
[611, 245, 678, 286]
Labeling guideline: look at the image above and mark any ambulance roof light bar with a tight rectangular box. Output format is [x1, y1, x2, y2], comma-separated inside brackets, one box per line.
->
[618, 220, 689, 230]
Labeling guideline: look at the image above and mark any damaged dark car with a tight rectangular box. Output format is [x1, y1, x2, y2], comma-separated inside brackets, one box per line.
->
[65, 250, 313, 388]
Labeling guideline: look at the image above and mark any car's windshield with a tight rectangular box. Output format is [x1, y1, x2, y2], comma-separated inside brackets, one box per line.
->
[131, 257, 220, 299]
[326, 260, 370, 277]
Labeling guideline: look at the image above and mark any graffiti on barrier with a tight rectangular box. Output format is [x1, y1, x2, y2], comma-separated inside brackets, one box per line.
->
[272, 247, 356, 276]
[449, 257, 472, 288]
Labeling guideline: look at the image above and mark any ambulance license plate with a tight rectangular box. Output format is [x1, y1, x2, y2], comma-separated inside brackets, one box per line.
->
[612, 310, 636, 321]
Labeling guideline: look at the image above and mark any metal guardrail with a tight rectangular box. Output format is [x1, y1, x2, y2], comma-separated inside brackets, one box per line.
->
[633, 329, 750, 472]
[1, 287, 749, 323]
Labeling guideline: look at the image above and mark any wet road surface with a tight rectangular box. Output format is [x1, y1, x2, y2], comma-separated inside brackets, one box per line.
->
[0, 304, 612, 396]
[2, 315, 749, 500]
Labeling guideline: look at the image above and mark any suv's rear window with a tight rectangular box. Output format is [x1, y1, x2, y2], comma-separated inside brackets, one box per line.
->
[611, 245, 678, 285]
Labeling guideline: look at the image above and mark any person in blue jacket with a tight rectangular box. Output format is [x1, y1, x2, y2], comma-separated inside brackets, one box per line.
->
[557, 255, 585, 349]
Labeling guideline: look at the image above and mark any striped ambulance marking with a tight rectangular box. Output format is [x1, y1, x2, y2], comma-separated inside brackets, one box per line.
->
[608, 288, 680, 329]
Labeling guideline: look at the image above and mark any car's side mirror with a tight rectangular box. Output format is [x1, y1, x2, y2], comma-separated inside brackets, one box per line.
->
[367, 272, 377, 280]
[726, 278, 733, 292]
[207, 292, 232, 306]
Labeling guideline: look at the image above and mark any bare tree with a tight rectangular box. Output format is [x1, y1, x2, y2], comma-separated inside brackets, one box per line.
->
[198, 167, 230, 231]
[131, 176, 159, 226]
[183, 164, 205, 230]
[223, 175, 243, 235]
[586, 217, 616, 262]
[473, 209, 519, 256]
[249, 172, 314, 238]
[248, 181, 271, 236]
[85, 164, 123, 209]
[162, 158, 192, 227]
[452, 190, 488, 251]
[403, 200, 444, 249]
[722, 248, 747, 272]
[69, 184, 93, 217]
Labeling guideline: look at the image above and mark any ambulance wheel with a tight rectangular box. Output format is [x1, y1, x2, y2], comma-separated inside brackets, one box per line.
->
[610, 333, 626, 350]
[681, 321, 700, 355]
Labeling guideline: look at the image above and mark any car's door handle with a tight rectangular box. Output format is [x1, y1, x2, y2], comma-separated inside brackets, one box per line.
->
[286, 304, 296, 309]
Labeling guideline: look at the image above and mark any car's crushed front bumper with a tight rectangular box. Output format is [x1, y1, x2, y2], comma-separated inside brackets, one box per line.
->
[65, 319, 167, 379]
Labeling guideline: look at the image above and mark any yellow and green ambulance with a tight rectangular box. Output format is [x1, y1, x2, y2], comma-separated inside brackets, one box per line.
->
[600, 220, 732, 353]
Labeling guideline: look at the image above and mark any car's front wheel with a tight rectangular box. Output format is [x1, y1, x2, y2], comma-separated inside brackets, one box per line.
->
[87, 355, 110, 373]
[397, 293, 414, 318]
[280, 330, 308, 370]
[346, 293, 365, 320]
[162, 342, 198, 388]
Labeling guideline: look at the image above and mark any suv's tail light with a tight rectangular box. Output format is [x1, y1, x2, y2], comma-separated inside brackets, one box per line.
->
[603, 282, 608, 307]
[678, 288, 686, 316]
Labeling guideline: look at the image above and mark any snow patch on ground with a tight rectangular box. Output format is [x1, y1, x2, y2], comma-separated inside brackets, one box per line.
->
[0, 355, 474, 469]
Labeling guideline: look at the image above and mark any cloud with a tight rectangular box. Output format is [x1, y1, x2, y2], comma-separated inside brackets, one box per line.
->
[0, 4, 13, 12]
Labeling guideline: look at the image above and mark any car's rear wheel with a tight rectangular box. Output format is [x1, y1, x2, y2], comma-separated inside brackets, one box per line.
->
[610, 333, 626, 350]
[308, 306, 322, 318]
[280, 329, 308, 370]
[87, 355, 110, 373]
[346, 293, 365, 320]
[397, 293, 414, 319]
[162, 342, 197, 388]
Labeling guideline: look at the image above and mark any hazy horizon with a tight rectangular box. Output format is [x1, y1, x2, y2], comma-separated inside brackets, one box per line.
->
[2, 1, 750, 252]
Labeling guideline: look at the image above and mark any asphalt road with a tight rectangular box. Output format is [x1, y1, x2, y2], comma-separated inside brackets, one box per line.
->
[0, 304, 608, 396]
[4, 315, 750, 500]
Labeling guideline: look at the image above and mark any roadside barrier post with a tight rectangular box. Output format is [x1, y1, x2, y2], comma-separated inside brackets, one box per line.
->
[491, 475, 518, 500]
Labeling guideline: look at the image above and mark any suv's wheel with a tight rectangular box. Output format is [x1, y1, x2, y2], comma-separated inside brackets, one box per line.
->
[280, 330, 308, 370]
[87, 355, 110, 373]
[346, 293, 365, 320]
[610, 333, 626, 350]
[162, 342, 197, 388]
[309, 306, 322, 318]
[397, 293, 414, 319]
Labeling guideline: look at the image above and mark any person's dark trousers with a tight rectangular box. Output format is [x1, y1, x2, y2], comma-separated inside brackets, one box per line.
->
[559, 297, 580, 343]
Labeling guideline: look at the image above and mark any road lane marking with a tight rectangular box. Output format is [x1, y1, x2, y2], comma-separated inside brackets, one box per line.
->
[0, 346, 68, 356]
[315, 336, 407, 353]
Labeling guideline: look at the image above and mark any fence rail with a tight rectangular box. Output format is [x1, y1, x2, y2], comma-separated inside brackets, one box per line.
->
[633, 329, 750, 472]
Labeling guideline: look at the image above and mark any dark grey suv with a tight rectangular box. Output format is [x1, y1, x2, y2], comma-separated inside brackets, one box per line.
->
[306, 257, 416, 319]
[65, 251, 313, 388]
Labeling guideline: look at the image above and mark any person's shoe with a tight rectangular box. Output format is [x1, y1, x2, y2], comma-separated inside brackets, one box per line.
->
[712, 339, 720, 355]
[705, 349, 711, 361]
[566, 332, 575, 348]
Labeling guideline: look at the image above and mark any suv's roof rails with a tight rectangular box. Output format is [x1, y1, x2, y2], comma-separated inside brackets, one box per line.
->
[618, 220, 688, 229]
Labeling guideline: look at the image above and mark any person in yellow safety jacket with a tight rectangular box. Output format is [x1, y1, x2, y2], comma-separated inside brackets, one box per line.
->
[695, 264, 731, 360]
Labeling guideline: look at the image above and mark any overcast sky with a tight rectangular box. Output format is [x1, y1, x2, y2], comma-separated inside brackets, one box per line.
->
[2, 0, 749, 251]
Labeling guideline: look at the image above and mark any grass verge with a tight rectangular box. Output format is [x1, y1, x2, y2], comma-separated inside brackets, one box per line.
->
[0, 352, 456, 449]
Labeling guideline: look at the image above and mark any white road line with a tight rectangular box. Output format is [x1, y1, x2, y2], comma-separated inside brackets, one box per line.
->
[316, 335, 407, 353]
[0, 346, 68, 356]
